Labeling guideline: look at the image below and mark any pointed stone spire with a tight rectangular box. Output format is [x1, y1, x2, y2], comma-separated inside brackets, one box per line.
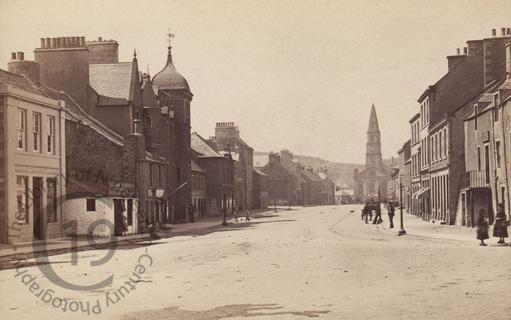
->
[368, 103, 380, 132]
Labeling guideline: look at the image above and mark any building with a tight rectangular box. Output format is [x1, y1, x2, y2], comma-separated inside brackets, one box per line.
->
[210, 122, 253, 210]
[460, 39, 511, 227]
[191, 159, 206, 218]
[191, 132, 235, 216]
[252, 168, 269, 209]
[353, 104, 390, 203]
[261, 152, 298, 206]
[152, 42, 193, 222]
[300, 167, 323, 205]
[317, 167, 336, 205]
[412, 29, 511, 225]
[409, 113, 422, 216]
[0, 68, 66, 243]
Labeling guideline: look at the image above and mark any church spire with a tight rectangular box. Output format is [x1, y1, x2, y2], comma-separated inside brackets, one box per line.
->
[368, 103, 380, 132]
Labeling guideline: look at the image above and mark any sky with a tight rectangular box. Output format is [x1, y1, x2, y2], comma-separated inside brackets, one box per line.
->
[1, 0, 511, 163]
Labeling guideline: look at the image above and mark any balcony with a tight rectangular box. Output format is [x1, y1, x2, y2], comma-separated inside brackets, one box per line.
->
[460, 170, 490, 189]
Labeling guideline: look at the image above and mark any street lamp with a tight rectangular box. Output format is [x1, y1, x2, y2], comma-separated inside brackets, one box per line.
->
[222, 194, 228, 226]
[398, 177, 406, 236]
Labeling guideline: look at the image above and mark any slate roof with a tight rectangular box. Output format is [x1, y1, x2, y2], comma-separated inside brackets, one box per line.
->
[428, 55, 485, 126]
[191, 133, 223, 158]
[89, 62, 135, 102]
[191, 159, 205, 173]
[0, 69, 48, 97]
[300, 170, 322, 182]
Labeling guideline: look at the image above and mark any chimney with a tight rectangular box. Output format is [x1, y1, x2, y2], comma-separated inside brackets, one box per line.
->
[506, 42, 511, 80]
[8, 51, 40, 85]
[456, 48, 460, 55]
[507, 28, 511, 36]
[502, 28, 506, 36]
[492, 29, 497, 37]
[85, 37, 119, 64]
[215, 121, 240, 139]
[34, 36, 89, 107]
[463, 47, 467, 55]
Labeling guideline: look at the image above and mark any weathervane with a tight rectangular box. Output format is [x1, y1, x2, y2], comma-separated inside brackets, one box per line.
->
[166, 28, 175, 48]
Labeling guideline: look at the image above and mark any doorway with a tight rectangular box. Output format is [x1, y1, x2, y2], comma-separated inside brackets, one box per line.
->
[32, 177, 44, 240]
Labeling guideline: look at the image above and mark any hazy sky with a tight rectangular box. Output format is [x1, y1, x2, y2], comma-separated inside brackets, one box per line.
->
[1, 0, 511, 163]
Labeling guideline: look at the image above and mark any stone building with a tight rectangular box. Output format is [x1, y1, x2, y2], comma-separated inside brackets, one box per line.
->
[412, 29, 511, 225]
[300, 167, 323, 206]
[252, 168, 269, 209]
[261, 152, 298, 206]
[317, 167, 336, 205]
[152, 43, 193, 222]
[210, 122, 253, 210]
[6, 36, 183, 237]
[460, 40, 511, 227]
[191, 159, 206, 218]
[353, 104, 390, 203]
[0, 67, 66, 243]
[191, 132, 235, 216]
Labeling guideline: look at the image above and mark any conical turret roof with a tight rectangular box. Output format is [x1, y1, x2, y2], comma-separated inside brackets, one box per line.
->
[367, 104, 380, 132]
[152, 46, 190, 91]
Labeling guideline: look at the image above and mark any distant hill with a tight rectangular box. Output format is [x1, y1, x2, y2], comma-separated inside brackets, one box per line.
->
[254, 151, 394, 188]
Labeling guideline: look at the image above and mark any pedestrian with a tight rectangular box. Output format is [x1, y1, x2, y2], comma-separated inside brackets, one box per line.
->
[373, 205, 382, 224]
[476, 209, 489, 246]
[493, 203, 509, 245]
[388, 203, 395, 229]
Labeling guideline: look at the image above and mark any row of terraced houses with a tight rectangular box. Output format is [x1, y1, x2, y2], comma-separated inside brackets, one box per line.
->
[0, 35, 335, 244]
[387, 28, 511, 228]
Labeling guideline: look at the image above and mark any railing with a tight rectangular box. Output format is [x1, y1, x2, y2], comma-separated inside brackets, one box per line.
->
[460, 170, 489, 189]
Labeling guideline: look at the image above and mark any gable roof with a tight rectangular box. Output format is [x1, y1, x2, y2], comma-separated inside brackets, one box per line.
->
[89, 62, 136, 103]
[300, 170, 322, 182]
[191, 132, 223, 158]
[0, 69, 48, 97]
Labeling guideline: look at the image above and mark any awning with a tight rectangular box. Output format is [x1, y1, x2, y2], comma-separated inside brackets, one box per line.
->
[413, 187, 430, 199]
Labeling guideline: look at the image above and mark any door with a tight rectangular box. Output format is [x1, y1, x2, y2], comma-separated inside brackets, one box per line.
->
[484, 144, 490, 184]
[461, 193, 466, 226]
[113, 199, 125, 236]
[32, 177, 43, 240]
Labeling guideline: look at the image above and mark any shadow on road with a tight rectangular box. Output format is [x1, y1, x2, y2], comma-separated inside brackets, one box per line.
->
[120, 303, 330, 320]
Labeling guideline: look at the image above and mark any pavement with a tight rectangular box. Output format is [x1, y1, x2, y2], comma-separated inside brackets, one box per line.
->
[0, 209, 274, 262]
[1, 204, 510, 320]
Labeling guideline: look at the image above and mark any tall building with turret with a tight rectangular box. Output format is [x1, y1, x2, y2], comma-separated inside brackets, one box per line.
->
[152, 43, 193, 222]
[353, 104, 390, 202]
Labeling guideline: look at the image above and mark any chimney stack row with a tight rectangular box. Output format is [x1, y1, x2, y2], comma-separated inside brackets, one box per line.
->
[39, 36, 86, 49]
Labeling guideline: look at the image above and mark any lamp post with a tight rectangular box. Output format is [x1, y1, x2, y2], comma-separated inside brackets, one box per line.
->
[398, 177, 406, 236]
[222, 194, 228, 226]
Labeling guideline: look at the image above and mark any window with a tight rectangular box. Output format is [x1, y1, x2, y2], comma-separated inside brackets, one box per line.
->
[477, 147, 481, 171]
[16, 176, 29, 224]
[33, 112, 41, 152]
[494, 107, 499, 122]
[127, 199, 133, 225]
[47, 116, 55, 154]
[18, 109, 26, 150]
[149, 164, 153, 186]
[86, 198, 96, 212]
[474, 104, 478, 130]
[496, 141, 501, 169]
[443, 128, 447, 158]
[158, 165, 162, 187]
[145, 116, 152, 128]
[439, 131, 442, 160]
[47, 178, 57, 222]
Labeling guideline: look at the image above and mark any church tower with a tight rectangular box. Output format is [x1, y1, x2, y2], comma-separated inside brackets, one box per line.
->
[366, 104, 382, 168]
[152, 32, 193, 222]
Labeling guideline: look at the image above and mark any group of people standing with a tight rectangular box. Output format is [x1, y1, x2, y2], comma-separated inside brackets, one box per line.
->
[476, 203, 509, 246]
[361, 200, 389, 226]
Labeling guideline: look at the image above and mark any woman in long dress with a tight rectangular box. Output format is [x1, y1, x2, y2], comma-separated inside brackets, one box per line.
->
[493, 203, 509, 245]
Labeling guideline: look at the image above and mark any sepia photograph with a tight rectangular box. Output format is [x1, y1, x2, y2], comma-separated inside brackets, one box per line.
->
[0, 0, 511, 319]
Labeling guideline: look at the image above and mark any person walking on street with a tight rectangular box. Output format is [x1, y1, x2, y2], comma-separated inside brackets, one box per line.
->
[493, 203, 509, 245]
[373, 205, 382, 224]
[476, 209, 489, 246]
[388, 203, 395, 229]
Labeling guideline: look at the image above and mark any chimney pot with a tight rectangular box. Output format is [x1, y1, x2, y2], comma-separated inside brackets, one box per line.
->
[80, 36, 85, 46]
[11, 52, 16, 60]
[502, 28, 506, 36]
[507, 28, 511, 35]
[51, 38, 56, 48]
[98, 36, 102, 41]
[456, 48, 460, 55]
[492, 29, 497, 36]
[463, 47, 467, 55]
[40, 38, 45, 48]
[66, 37, 71, 47]
[45, 38, 51, 48]
[18, 52, 24, 61]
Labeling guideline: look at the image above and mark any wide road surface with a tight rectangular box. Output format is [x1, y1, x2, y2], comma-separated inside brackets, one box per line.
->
[1, 205, 510, 319]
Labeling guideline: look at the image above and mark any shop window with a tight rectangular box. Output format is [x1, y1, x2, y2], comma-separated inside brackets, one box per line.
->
[16, 176, 29, 224]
